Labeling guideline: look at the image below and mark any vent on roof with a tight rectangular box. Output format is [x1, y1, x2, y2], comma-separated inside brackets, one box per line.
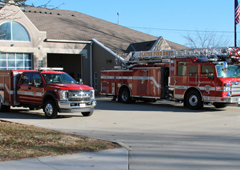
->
[45, 12, 48, 14]
[39, 11, 42, 13]
[22, 9, 25, 12]
[57, 13, 61, 15]
[34, 11, 37, 13]
[28, 10, 31, 12]
[50, 12, 53, 14]
[72, 14, 75, 17]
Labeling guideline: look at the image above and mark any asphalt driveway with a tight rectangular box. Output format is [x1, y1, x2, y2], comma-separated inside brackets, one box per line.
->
[1, 97, 240, 170]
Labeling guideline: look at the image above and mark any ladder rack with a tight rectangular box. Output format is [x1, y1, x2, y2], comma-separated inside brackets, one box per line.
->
[122, 47, 240, 64]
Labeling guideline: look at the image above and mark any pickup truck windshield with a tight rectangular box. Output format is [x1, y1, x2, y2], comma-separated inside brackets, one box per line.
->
[42, 73, 77, 84]
[216, 64, 240, 78]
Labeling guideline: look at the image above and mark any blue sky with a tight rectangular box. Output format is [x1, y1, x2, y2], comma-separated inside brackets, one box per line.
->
[26, 0, 237, 47]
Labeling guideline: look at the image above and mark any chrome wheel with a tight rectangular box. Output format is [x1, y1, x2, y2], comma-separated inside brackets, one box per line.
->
[185, 90, 203, 110]
[121, 91, 129, 102]
[45, 103, 53, 116]
[189, 95, 198, 106]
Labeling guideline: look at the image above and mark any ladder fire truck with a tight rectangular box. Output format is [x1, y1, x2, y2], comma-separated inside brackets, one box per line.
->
[101, 47, 240, 109]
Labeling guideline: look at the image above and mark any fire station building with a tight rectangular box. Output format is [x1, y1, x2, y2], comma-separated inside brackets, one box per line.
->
[0, 1, 186, 95]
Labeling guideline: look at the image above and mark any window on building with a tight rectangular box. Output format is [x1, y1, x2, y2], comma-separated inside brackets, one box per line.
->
[0, 22, 30, 41]
[0, 53, 32, 70]
[177, 61, 186, 76]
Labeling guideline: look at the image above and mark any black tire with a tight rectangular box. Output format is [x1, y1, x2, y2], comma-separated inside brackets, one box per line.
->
[82, 110, 93, 117]
[185, 90, 203, 110]
[213, 103, 227, 108]
[43, 100, 58, 119]
[0, 103, 10, 112]
[118, 87, 132, 103]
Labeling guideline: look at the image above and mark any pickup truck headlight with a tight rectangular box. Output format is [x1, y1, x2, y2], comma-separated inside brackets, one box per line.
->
[90, 90, 95, 99]
[58, 90, 68, 100]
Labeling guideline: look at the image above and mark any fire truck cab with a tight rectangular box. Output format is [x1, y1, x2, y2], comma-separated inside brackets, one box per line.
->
[101, 47, 240, 110]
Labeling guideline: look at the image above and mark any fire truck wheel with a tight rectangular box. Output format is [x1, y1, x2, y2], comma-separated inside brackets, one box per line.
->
[118, 88, 132, 103]
[185, 91, 203, 110]
[213, 103, 227, 108]
[43, 100, 58, 119]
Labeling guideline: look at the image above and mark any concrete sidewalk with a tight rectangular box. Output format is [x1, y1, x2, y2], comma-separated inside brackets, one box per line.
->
[0, 148, 128, 170]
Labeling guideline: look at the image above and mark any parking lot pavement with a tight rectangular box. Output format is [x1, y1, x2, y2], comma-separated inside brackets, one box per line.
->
[1, 97, 240, 170]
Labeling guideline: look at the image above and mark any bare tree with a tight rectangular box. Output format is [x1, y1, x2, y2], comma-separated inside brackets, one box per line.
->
[0, 0, 27, 5]
[183, 29, 230, 48]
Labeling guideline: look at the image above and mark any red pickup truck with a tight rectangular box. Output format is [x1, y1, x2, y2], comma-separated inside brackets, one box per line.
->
[0, 68, 96, 118]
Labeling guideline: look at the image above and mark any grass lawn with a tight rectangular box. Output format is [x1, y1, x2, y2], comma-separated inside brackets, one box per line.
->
[0, 120, 120, 161]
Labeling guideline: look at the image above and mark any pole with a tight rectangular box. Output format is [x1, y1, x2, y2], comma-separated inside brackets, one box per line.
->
[235, 0, 237, 47]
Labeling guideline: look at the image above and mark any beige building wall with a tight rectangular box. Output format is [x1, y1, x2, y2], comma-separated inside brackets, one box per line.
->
[0, 3, 91, 86]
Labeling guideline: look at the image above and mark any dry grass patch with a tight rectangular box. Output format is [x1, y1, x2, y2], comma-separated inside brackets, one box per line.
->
[0, 120, 121, 161]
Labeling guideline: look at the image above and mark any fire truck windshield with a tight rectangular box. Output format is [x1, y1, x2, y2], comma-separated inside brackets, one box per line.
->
[216, 64, 240, 78]
[42, 73, 77, 84]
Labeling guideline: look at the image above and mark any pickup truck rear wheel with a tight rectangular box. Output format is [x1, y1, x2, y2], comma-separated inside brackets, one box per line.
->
[43, 100, 58, 119]
[82, 111, 93, 117]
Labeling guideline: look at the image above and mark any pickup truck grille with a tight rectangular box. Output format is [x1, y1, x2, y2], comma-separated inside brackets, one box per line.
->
[231, 83, 240, 95]
[68, 90, 92, 101]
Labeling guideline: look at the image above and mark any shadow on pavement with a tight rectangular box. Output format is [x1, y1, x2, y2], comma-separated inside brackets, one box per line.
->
[95, 97, 227, 113]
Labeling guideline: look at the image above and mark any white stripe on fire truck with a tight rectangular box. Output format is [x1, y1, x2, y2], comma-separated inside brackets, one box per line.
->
[17, 91, 43, 97]
[0, 83, 13, 95]
[171, 85, 216, 91]
[101, 76, 161, 88]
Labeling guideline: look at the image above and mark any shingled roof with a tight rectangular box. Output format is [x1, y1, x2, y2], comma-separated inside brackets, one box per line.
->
[22, 6, 187, 53]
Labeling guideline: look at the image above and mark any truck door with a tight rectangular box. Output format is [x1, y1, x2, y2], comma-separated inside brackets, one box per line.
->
[30, 73, 43, 105]
[199, 64, 216, 102]
[188, 65, 198, 87]
[174, 60, 188, 99]
[18, 72, 43, 105]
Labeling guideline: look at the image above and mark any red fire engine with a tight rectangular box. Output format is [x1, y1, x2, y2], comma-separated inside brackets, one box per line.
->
[101, 47, 240, 109]
[0, 68, 96, 118]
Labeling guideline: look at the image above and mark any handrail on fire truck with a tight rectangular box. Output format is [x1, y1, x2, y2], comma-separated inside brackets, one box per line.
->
[122, 47, 240, 65]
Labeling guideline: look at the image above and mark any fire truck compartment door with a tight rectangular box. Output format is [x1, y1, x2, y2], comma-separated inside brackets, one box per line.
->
[132, 69, 150, 96]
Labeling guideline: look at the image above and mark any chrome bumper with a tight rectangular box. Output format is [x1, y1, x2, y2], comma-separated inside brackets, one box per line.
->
[58, 99, 97, 112]
[204, 96, 240, 104]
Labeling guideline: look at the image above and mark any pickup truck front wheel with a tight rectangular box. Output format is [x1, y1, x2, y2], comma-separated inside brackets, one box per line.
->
[43, 100, 58, 119]
[82, 110, 93, 117]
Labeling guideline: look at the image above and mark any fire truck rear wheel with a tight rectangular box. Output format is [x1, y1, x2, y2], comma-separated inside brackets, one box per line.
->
[0, 104, 10, 112]
[118, 87, 132, 103]
[43, 100, 58, 119]
[185, 90, 203, 110]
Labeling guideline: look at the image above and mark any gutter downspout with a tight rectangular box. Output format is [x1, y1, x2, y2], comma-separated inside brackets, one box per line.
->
[90, 41, 93, 87]
[91, 38, 125, 64]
